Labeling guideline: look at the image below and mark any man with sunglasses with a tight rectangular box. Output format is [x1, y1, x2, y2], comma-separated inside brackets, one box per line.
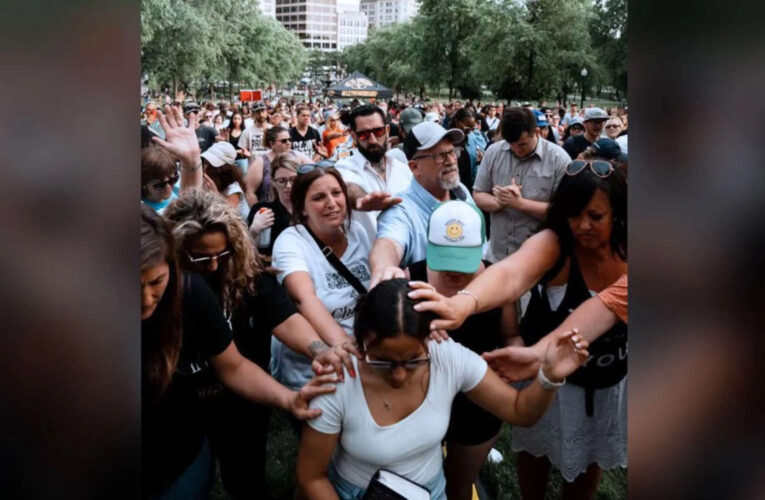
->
[334, 104, 413, 239]
[369, 122, 478, 287]
[563, 107, 609, 160]
[473, 107, 569, 263]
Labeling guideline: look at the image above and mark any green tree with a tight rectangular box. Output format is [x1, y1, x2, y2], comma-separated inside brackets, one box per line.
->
[590, 0, 627, 99]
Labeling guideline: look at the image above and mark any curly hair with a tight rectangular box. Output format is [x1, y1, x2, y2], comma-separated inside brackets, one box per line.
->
[164, 189, 262, 313]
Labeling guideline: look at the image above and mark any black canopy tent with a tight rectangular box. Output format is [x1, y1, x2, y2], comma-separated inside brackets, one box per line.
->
[325, 71, 393, 100]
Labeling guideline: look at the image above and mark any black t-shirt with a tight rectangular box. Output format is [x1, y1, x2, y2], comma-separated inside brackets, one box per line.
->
[230, 272, 298, 369]
[142, 272, 233, 493]
[289, 126, 321, 158]
[408, 260, 503, 354]
[195, 125, 218, 153]
[246, 199, 293, 257]
[563, 134, 593, 160]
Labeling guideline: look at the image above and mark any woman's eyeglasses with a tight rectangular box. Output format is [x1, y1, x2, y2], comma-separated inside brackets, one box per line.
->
[276, 138, 291, 144]
[149, 175, 179, 190]
[273, 176, 296, 187]
[566, 160, 614, 178]
[355, 126, 386, 141]
[186, 249, 232, 264]
[297, 159, 335, 175]
[364, 353, 431, 371]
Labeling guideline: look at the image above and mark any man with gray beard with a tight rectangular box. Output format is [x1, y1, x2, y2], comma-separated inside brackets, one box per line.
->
[369, 122, 479, 286]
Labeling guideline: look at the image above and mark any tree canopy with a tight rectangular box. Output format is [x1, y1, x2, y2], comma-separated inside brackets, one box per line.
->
[141, 0, 306, 99]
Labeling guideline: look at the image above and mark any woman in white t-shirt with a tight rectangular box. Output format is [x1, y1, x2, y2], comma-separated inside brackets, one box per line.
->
[200, 142, 249, 219]
[297, 279, 590, 499]
[272, 165, 371, 390]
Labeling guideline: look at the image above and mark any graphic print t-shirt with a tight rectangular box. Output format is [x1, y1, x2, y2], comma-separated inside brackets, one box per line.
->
[289, 126, 322, 159]
[271, 222, 372, 334]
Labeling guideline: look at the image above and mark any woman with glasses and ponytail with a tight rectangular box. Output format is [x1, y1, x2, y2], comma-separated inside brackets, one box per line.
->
[296, 278, 590, 499]
[415, 158, 628, 499]
[244, 126, 311, 207]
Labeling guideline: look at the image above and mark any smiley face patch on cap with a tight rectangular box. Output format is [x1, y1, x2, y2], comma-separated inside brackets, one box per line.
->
[445, 220, 464, 241]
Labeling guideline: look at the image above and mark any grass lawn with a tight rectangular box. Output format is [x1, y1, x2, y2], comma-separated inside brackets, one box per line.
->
[211, 409, 626, 500]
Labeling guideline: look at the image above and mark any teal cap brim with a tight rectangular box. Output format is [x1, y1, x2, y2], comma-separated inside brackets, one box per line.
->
[426, 242, 482, 274]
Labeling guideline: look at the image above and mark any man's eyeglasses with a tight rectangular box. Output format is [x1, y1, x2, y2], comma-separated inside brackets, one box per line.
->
[412, 147, 462, 165]
[149, 175, 179, 190]
[355, 126, 386, 141]
[364, 353, 431, 371]
[297, 159, 335, 175]
[273, 176, 296, 187]
[566, 160, 614, 178]
[186, 249, 232, 264]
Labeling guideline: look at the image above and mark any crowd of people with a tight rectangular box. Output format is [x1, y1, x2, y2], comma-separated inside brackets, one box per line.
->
[140, 93, 628, 500]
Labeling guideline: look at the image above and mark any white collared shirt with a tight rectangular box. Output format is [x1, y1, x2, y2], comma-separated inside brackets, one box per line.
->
[335, 149, 413, 239]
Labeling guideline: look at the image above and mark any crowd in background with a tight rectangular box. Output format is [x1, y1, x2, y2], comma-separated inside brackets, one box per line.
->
[140, 93, 628, 500]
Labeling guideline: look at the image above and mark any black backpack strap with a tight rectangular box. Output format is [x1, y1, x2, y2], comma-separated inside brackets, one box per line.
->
[302, 225, 368, 295]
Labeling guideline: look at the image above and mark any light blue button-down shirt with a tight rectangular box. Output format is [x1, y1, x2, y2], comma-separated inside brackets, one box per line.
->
[376, 179, 475, 268]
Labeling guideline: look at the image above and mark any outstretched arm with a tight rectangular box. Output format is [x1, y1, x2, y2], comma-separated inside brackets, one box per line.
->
[483, 275, 626, 382]
[411, 229, 561, 330]
[466, 330, 589, 426]
[369, 237, 405, 288]
[211, 342, 336, 420]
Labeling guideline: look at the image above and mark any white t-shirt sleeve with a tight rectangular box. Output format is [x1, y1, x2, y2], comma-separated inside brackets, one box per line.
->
[434, 339, 488, 393]
[307, 388, 344, 434]
[271, 227, 310, 283]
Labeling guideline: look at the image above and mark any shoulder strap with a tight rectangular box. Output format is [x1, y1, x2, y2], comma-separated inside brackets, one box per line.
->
[302, 225, 368, 295]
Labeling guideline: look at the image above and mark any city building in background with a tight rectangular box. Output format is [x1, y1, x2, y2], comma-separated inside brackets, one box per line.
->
[360, 0, 418, 30]
[276, 0, 368, 51]
[260, 0, 277, 18]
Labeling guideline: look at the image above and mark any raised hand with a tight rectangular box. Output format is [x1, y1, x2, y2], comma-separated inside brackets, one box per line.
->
[541, 329, 589, 383]
[288, 373, 338, 420]
[482, 345, 542, 382]
[355, 191, 403, 212]
[152, 105, 201, 167]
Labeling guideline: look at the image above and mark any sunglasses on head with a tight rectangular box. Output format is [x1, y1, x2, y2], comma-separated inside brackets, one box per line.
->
[149, 175, 179, 190]
[355, 126, 386, 141]
[297, 159, 335, 175]
[566, 160, 614, 178]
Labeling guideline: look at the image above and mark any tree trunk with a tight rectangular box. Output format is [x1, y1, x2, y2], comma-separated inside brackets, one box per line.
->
[229, 70, 234, 102]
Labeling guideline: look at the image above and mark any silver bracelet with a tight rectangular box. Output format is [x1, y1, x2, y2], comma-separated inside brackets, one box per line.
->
[456, 290, 479, 313]
[537, 366, 565, 390]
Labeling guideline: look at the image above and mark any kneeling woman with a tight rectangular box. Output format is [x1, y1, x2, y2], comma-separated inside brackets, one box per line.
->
[296, 278, 589, 499]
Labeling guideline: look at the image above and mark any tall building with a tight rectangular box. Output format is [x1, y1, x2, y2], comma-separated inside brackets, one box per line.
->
[360, 0, 418, 30]
[276, 0, 368, 51]
[338, 10, 368, 50]
[260, 0, 276, 18]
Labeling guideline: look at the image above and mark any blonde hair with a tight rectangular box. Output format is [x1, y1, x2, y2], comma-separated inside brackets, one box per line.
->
[164, 189, 261, 313]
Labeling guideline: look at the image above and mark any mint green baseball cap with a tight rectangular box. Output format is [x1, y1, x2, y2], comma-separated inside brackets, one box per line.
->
[426, 201, 486, 274]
